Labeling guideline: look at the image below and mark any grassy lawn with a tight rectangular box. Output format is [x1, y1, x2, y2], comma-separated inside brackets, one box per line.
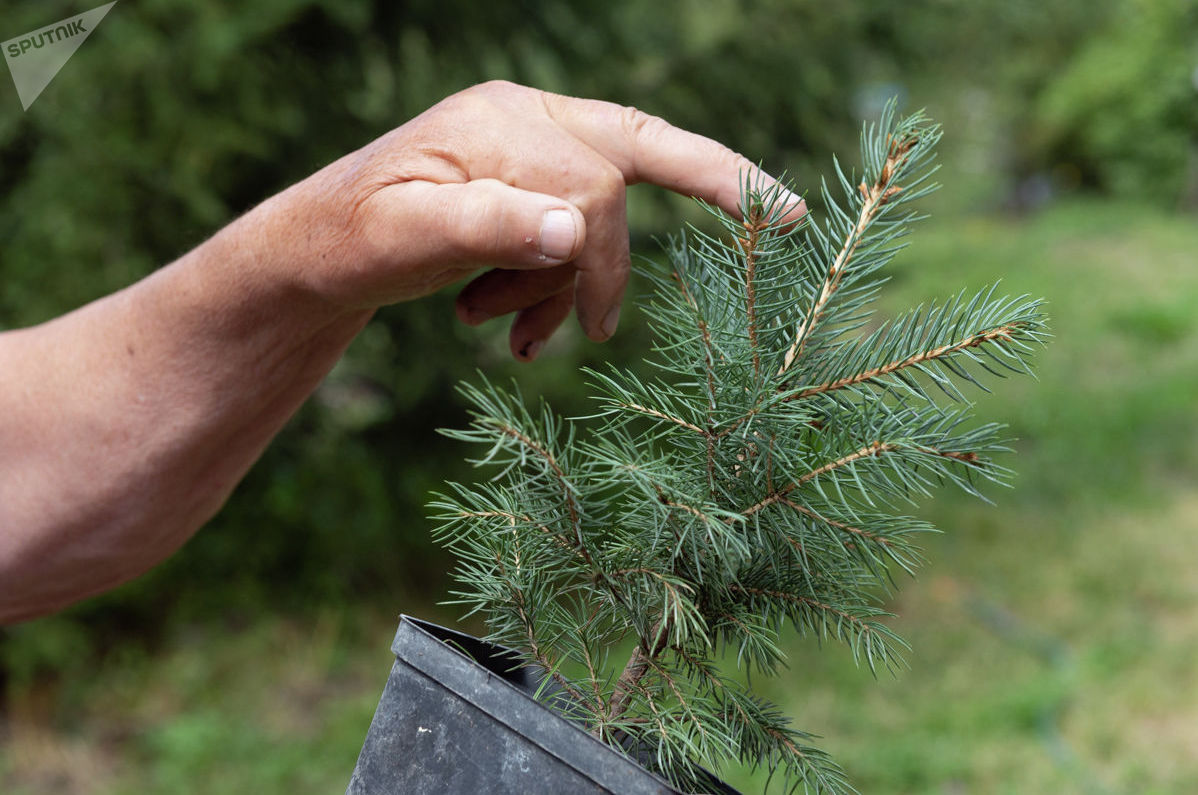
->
[3, 199, 1196, 793]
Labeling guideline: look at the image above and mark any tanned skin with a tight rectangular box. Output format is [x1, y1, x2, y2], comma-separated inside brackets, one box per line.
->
[0, 81, 804, 624]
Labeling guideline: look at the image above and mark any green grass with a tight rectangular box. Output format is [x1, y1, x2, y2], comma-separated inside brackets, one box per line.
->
[4, 199, 1197, 794]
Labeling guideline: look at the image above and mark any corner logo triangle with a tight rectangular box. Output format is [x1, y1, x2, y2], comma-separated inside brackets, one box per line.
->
[3, 2, 117, 111]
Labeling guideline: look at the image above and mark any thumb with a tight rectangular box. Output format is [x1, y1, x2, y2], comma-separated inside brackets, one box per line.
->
[365, 178, 586, 270]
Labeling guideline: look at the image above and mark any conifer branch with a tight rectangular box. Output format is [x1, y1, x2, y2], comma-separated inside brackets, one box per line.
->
[742, 437, 990, 522]
[728, 584, 880, 636]
[609, 621, 669, 724]
[509, 585, 595, 712]
[490, 421, 593, 567]
[609, 569, 696, 628]
[672, 645, 754, 729]
[909, 444, 981, 465]
[705, 436, 717, 497]
[644, 655, 707, 740]
[669, 270, 718, 414]
[634, 680, 672, 745]
[781, 128, 922, 375]
[740, 201, 767, 379]
[713, 405, 761, 440]
[778, 497, 892, 548]
[579, 612, 606, 709]
[609, 650, 650, 718]
[742, 441, 896, 517]
[763, 727, 812, 769]
[798, 440, 897, 485]
[656, 497, 718, 522]
[790, 323, 1026, 400]
[670, 268, 720, 494]
[670, 645, 839, 787]
[434, 104, 1045, 793]
[726, 583, 904, 676]
[617, 403, 707, 435]
[456, 510, 581, 558]
[458, 509, 529, 522]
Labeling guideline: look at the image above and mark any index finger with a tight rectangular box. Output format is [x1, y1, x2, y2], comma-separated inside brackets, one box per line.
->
[540, 91, 807, 223]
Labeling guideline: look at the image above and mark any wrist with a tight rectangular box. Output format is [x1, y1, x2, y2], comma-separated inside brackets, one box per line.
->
[248, 152, 390, 313]
[202, 169, 376, 323]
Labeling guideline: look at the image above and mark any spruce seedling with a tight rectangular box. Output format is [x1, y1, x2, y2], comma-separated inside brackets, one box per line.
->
[430, 105, 1048, 793]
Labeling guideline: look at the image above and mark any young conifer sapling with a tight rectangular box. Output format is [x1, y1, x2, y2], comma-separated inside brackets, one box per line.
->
[430, 105, 1048, 793]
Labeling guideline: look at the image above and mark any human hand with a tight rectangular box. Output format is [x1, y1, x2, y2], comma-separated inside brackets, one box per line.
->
[284, 80, 805, 359]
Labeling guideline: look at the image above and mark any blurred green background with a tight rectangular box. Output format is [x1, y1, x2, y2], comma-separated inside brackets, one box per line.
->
[1, 0, 1196, 792]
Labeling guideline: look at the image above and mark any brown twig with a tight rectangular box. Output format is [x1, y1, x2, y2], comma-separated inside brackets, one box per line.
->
[739, 202, 767, 379]
[654, 495, 719, 524]
[778, 497, 892, 548]
[618, 403, 707, 435]
[741, 441, 896, 518]
[780, 132, 920, 375]
[608, 620, 670, 725]
[787, 324, 1022, 401]
[910, 445, 980, 464]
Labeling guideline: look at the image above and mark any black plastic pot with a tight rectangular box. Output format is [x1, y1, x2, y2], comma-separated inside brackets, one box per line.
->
[346, 615, 738, 794]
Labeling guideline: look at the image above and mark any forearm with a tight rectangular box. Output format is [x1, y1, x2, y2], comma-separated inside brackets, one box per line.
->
[0, 189, 372, 624]
[0, 81, 798, 624]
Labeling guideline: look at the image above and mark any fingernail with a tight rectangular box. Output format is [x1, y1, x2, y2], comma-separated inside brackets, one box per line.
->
[518, 339, 544, 361]
[601, 304, 621, 339]
[539, 209, 577, 261]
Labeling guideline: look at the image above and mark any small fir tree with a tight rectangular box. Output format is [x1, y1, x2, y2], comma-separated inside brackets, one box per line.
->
[430, 105, 1048, 793]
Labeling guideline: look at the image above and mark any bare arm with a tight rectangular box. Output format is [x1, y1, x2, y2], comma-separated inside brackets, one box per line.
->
[0, 81, 803, 624]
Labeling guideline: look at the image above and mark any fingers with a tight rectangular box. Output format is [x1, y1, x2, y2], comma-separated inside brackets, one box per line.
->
[532, 91, 804, 343]
[363, 179, 586, 290]
[379, 83, 808, 359]
[445, 125, 631, 342]
[569, 176, 630, 342]
[509, 288, 574, 361]
[455, 265, 575, 326]
[540, 92, 807, 224]
[454, 267, 575, 361]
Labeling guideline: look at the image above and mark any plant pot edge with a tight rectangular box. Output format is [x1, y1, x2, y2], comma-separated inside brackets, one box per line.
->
[347, 614, 735, 794]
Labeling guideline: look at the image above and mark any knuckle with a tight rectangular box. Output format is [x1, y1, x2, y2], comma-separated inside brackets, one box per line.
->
[591, 161, 627, 201]
[619, 104, 655, 140]
[568, 159, 626, 219]
[725, 147, 757, 177]
[474, 78, 515, 95]
[442, 80, 526, 124]
[619, 105, 668, 174]
[471, 79, 526, 102]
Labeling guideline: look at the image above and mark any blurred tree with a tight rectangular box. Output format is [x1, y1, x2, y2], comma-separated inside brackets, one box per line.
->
[1030, 0, 1198, 207]
[886, 0, 1196, 209]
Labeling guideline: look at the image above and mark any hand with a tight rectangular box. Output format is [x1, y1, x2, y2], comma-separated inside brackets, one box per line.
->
[285, 80, 805, 359]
